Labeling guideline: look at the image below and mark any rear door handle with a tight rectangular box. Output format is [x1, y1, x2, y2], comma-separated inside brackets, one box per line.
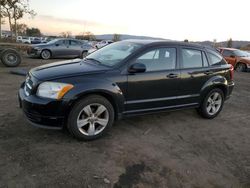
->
[166, 73, 178, 78]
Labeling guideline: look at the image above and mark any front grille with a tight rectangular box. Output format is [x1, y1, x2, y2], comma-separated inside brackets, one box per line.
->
[27, 48, 37, 54]
[24, 75, 34, 96]
[24, 110, 41, 122]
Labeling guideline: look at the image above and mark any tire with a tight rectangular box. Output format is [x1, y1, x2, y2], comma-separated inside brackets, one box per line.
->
[197, 88, 224, 119]
[0, 49, 21, 67]
[40, 49, 51, 60]
[235, 63, 247, 72]
[80, 51, 88, 59]
[67, 95, 115, 140]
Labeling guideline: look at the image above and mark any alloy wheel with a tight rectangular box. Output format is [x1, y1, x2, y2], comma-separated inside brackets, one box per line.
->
[41, 50, 51, 59]
[206, 92, 222, 115]
[77, 103, 109, 136]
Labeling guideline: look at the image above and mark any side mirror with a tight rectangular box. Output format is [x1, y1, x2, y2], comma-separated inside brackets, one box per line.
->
[55, 43, 60, 46]
[128, 63, 146, 73]
[230, 55, 235, 58]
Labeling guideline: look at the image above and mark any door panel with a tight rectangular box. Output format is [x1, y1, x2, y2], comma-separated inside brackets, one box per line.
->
[53, 40, 71, 57]
[179, 48, 212, 104]
[126, 70, 181, 112]
[125, 47, 181, 112]
[69, 40, 82, 56]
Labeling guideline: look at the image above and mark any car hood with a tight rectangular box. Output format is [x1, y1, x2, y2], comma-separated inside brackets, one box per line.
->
[30, 58, 111, 80]
[31, 43, 49, 48]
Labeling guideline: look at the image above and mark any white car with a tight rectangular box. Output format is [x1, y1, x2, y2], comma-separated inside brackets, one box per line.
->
[95, 40, 113, 49]
[16, 36, 31, 44]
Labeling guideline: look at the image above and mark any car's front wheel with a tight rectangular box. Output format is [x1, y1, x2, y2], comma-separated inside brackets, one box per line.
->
[41, 50, 51, 60]
[67, 95, 114, 140]
[197, 88, 224, 119]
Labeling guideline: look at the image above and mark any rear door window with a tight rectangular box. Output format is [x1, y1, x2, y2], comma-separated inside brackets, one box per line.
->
[181, 49, 203, 68]
[70, 40, 81, 46]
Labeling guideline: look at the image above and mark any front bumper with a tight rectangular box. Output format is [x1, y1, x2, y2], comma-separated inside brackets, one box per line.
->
[27, 48, 41, 57]
[18, 85, 70, 130]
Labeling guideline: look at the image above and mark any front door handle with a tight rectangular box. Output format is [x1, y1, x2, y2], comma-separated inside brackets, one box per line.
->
[166, 73, 178, 78]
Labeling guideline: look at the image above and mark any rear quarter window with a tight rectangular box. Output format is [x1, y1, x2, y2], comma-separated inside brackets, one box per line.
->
[207, 49, 227, 66]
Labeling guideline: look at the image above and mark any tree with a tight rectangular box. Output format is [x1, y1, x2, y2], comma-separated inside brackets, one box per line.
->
[60, 31, 72, 38]
[112, 33, 121, 42]
[1, 0, 36, 38]
[26, 27, 41, 36]
[0, 0, 7, 40]
[11, 23, 27, 35]
[184, 39, 189, 42]
[78, 31, 96, 41]
[227, 38, 233, 48]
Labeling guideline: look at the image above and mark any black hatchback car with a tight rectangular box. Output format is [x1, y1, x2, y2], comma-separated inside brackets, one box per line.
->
[19, 40, 234, 140]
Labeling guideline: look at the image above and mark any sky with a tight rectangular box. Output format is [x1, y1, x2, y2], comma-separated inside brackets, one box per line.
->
[2, 0, 250, 41]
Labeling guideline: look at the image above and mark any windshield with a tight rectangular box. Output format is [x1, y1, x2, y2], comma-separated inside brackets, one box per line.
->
[86, 41, 143, 67]
[234, 50, 247, 57]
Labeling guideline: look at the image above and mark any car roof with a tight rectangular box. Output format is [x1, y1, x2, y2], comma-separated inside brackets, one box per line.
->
[57, 38, 81, 41]
[123, 39, 205, 48]
[218, 47, 238, 51]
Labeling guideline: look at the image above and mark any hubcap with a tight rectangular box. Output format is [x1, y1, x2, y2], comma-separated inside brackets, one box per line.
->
[77, 103, 109, 136]
[42, 51, 50, 59]
[206, 92, 222, 115]
[5, 53, 17, 64]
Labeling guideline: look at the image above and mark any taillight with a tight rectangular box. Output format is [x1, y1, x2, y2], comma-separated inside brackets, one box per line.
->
[230, 64, 234, 80]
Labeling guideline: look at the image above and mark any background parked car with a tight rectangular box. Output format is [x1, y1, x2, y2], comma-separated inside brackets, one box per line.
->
[27, 38, 92, 59]
[30, 37, 42, 44]
[17, 36, 31, 44]
[95, 40, 113, 49]
[218, 47, 250, 72]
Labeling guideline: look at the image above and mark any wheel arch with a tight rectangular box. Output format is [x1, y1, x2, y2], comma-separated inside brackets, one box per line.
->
[66, 89, 124, 122]
[235, 61, 247, 68]
[200, 75, 228, 103]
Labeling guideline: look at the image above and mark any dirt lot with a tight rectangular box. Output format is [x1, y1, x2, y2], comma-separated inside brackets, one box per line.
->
[0, 56, 250, 188]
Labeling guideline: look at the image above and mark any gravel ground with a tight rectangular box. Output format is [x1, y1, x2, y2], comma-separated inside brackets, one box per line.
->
[0, 56, 250, 188]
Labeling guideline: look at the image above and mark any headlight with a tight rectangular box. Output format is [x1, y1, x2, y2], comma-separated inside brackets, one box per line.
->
[37, 82, 74, 99]
[34, 47, 41, 50]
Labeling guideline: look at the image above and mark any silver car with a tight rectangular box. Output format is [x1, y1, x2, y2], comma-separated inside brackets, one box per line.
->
[27, 38, 92, 59]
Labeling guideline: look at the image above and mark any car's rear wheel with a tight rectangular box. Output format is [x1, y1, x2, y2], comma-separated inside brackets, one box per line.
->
[81, 51, 88, 58]
[1, 49, 21, 67]
[67, 95, 114, 140]
[197, 88, 224, 119]
[41, 50, 51, 60]
[235, 63, 247, 72]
